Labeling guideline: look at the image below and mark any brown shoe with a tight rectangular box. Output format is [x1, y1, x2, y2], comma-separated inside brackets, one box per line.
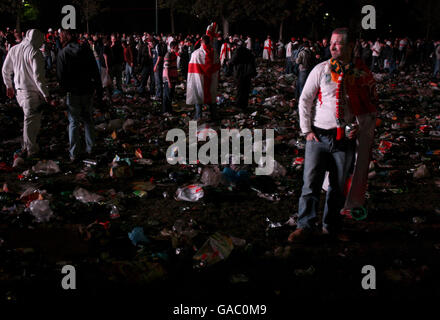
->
[287, 228, 315, 243]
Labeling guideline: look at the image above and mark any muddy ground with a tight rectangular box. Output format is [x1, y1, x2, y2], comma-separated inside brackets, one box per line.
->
[1, 61, 440, 312]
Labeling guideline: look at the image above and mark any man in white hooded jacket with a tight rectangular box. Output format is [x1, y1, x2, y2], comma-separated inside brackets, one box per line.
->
[2, 29, 50, 157]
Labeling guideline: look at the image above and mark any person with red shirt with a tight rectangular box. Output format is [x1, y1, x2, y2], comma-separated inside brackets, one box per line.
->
[122, 40, 136, 86]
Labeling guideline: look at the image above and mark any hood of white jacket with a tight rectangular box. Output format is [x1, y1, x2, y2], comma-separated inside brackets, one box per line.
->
[24, 29, 44, 49]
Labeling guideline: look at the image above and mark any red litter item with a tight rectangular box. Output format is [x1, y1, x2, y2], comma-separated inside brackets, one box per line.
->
[135, 148, 143, 159]
[419, 125, 431, 133]
[99, 221, 110, 230]
[378, 140, 392, 153]
[175, 184, 204, 202]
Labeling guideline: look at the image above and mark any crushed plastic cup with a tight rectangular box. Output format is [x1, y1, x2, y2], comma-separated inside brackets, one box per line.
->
[73, 187, 104, 203]
[193, 233, 234, 267]
[175, 184, 204, 202]
[110, 205, 120, 219]
[29, 199, 53, 223]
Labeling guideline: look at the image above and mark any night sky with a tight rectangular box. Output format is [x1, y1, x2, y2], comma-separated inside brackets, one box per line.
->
[0, 0, 438, 39]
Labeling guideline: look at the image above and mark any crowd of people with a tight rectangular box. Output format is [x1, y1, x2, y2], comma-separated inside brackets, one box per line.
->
[1, 26, 439, 159]
[1, 27, 439, 104]
[1, 23, 439, 242]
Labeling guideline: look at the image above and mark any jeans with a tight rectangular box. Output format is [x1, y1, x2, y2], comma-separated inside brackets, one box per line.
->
[162, 80, 175, 113]
[137, 65, 154, 94]
[434, 59, 440, 78]
[285, 57, 294, 74]
[95, 59, 102, 75]
[296, 70, 309, 99]
[45, 55, 52, 72]
[297, 131, 355, 232]
[16, 90, 44, 156]
[66, 93, 95, 159]
[154, 64, 163, 98]
[124, 62, 136, 85]
[195, 103, 217, 121]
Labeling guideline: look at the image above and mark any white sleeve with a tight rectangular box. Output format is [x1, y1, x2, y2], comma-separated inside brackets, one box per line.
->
[2, 50, 14, 88]
[298, 65, 322, 134]
[32, 50, 49, 98]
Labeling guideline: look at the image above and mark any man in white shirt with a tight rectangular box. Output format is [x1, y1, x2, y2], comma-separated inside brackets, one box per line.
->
[2, 29, 50, 157]
[245, 36, 252, 51]
[285, 37, 295, 74]
[288, 27, 373, 242]
[262, 35, 273, 63]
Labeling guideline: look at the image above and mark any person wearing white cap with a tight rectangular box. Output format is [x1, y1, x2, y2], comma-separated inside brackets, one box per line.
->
[382, 40, 396, 75]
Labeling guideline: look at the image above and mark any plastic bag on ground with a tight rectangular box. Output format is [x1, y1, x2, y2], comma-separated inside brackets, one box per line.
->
[73, 187, 104, 203]
[175, 184, 204, 202]
[32, 160, 60, 174]
[29, 199, 53, 222]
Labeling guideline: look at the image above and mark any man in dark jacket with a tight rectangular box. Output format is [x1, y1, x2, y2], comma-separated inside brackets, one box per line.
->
[152, 36, 167, 100]
[295, 42, 313, 98]
[136, 37, 155, 95]
[228, 41, 256, 109]
[106, 34, 124, 91]
[57, 29, 102, 161]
